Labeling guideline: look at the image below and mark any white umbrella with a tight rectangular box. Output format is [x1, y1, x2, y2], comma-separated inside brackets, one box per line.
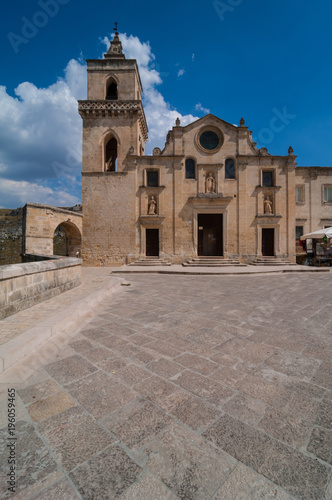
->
[300, 227, 332, 240]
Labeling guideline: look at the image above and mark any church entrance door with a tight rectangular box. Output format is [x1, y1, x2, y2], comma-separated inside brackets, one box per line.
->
[198, 214, 223, 256]
[146, 229, 159, 256]
[262, 228, 274, 256]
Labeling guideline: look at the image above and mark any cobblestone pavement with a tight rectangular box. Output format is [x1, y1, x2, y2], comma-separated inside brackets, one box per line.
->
[1, 273, 332, 499]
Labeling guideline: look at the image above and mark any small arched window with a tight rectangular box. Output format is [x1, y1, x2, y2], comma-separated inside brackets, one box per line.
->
[185, 158, 196, 179]
[105, 137, 117, 171]
[225, 158, 235, 179]
[106, 81, 118, 100]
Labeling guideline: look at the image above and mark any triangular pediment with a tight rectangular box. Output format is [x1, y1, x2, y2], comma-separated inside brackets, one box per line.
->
[182, 114, 238, 133]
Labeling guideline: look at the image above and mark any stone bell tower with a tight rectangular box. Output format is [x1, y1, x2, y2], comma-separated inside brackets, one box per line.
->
[79, 25, 148, 265]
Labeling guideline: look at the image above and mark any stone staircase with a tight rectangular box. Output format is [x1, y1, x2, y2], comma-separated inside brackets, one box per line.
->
[250, 256, 294, 266]
[129, 257, 171, 266]
[183, 257, 247, 267]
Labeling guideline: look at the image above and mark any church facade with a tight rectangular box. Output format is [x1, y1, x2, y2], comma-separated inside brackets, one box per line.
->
[79, 32, 332, 266]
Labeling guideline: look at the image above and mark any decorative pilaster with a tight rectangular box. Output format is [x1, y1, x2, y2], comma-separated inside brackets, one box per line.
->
[238, 161, 248, 256]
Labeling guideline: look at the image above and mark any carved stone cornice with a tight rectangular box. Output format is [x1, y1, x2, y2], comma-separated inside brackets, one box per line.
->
[82, 171, 128, 177]
[255, 185, 281, 192]
[139, 215, 165, 226]
[188, 195, 233, 208]
[78, 100, 148, 141]
[255, 214, 282, 223]
[139, 186, 165, 192]
[238, 161, 248, 171]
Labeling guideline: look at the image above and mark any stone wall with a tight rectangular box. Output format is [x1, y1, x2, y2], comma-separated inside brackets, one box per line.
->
[295, 167, 332, 234]
[0, 208, 23, 265]
[23, 203, 83, 257]
[82, 113, 299, 265]
[0, 257, 81, 320]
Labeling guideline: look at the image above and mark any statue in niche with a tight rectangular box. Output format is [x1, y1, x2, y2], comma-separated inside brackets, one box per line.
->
[148, 195, 157, 215]
[205, 172, 216, 193]
[264, 196, 273, 214]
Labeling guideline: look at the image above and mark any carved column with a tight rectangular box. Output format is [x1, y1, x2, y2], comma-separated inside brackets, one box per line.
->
[238, 161, 248, 257]
[286, 156, 297, 261]
[173, 161, 183, 257]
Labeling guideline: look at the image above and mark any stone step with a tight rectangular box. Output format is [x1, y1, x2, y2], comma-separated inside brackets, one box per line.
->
[129, 258, 171, 266]
[183, 258, 247, 267]
[251, 258, 294, 266]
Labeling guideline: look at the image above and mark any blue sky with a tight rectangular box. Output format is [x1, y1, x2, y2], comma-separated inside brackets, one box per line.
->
[0, 0, 331, 208]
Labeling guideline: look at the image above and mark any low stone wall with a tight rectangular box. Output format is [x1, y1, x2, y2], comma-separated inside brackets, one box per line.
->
[0, 257, 81, 320]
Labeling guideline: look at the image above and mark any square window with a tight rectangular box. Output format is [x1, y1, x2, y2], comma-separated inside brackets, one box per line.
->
[296, 226, 303, 240]
[147, 171, 158, 187]
[225, 159, 235, 179]
[296, 186, 304, 203]
[262, 171, 273, 187]
[185, 159, 196, 179]
[324, 186, 332, 203]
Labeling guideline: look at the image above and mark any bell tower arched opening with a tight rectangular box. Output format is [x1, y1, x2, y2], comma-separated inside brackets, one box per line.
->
[106, 81, 118, 100]
[105, 137, 118, 171]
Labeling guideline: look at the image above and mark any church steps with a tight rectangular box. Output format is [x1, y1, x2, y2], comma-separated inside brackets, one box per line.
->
[251, 257, 294, 266]
[129, 258, 171, 266]
[183, 258, 247, 267]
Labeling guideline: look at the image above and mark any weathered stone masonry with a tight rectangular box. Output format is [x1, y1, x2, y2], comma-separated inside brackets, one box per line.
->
[80, 32, 332, 266]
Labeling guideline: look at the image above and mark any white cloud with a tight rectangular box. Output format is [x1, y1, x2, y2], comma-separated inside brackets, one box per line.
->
[102, 33, 198, 150]
[0, 179, 80, 208]
[0, 58, 85, 207]
[192, 53, 195, 62]
[0, 58, 85, 184]
[0, 33, 199, 207]
[177, 69, 185, 77]
[195, 103, 210, 115]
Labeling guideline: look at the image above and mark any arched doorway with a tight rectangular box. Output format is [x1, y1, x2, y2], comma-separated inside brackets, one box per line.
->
[53, 222, 82, 257]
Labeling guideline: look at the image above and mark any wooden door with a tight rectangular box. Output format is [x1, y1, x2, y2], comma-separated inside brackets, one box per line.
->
[198, 214, 223, 256]
[262, 228, 274, 256]
[146, 229, 159, 256]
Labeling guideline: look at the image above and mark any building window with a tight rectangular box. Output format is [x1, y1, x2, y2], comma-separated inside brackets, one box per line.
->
[296, 186, 304, 203]
[225, 158, 235, 179]
[324, 186, 332, 203]
[106, 81, 118, 100]
[200, 130, 220, 150]
[296, 226, 303, 241]
[262, 171, 274, 187]
[185, 158, 196, 179]
[105, 137, 117, 171]
[197, 126, 224, 153]
[147, 171, 159, 187]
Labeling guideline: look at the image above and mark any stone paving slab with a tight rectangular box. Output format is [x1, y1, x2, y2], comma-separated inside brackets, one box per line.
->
[113, 263, 331, 275]
[0, 273, 331, 499]
[0, 268, 123, 373]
